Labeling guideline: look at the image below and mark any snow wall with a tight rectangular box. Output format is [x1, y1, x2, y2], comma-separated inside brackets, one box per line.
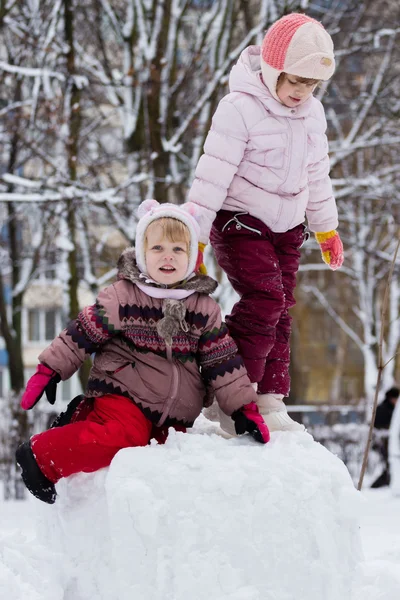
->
[35, 417, 365, 600]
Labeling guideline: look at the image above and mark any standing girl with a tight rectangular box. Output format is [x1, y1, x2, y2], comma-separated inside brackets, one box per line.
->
[189, 13, 343, 433]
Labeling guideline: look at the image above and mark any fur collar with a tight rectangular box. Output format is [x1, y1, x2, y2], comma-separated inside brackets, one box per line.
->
[117, 247, 218, 296]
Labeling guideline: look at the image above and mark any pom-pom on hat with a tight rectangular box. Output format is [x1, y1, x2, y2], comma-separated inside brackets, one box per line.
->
[135, 199, 201, 279]
[260, 13, 335, 102]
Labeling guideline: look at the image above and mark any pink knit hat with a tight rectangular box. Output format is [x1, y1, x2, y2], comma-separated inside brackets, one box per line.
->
[260, 13, 335, 102]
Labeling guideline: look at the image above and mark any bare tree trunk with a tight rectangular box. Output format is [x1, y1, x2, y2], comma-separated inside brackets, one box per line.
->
[0, 78, 30, 498]
[64, 0, 91, 389]
[148, 0, 173, 202]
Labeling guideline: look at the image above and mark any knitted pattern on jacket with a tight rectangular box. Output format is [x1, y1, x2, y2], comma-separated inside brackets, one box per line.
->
[39, 249, 256, 427]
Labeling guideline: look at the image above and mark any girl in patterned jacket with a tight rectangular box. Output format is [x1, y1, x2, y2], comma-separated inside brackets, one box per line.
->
[16, 200, 269, 504]
[189, 13, 344, 435]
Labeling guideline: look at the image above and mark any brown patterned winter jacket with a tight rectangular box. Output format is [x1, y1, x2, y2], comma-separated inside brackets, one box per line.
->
[39, 248, 258, 428]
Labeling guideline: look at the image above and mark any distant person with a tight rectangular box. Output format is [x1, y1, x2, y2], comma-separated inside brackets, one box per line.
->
[371, 386, 399, 488]
[16, 201, 269, 504]
[188, 13, 343, 434]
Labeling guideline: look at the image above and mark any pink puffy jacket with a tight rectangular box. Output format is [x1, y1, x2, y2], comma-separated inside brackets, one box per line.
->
[189, 46, 339, 243]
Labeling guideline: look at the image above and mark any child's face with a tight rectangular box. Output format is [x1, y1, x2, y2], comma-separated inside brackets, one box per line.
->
[277, 74, 318, 108]
[145, 224, 189, 285]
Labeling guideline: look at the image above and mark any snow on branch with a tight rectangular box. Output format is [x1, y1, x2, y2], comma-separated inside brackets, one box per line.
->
[97, 268, 118, 287]
[0, 172, 149, 204]
[299, 263, 354, 277]
[78, 215, 97, 287]
[100, 0, 123, 41]
[0, 192, 63, 203]
[1, 174, 43, 189]
[0, 61, 88, 88]
[303, 284, 364, 350]
[0, 100, 32, 117]
[374, 27, 400, 47]
[167, 17, 268, 148]
[40, 0, 63, 59]
[0, 190, 123, 204]
[330, 135, 400, 166]
[345, 36, 395, 148]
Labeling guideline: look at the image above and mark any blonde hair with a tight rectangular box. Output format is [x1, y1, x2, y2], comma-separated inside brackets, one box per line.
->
[277, 72, 320, 89]
[144, 217, 190, 252]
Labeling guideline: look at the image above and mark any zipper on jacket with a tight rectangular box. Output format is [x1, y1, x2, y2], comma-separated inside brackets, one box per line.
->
[158, 344, 179, 427]
[221, 212, 262, 235]
[280, 120, 293, 191]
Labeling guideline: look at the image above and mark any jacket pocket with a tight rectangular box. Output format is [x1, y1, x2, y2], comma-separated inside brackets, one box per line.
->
[105, 362, 133, 376]
[221, 212, 262, 236]
[94, 354, 133, 375]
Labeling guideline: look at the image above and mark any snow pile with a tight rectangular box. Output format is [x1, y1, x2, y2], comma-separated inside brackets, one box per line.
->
[352, 561, 400, 600]
[0, 513, 66, 599]
[355, 488, 400, 599]
[33, 418, 364, 600]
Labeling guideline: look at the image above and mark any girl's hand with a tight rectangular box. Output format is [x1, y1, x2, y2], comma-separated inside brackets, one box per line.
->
[315, 230, 344, 270]
[231, 402, 270, 444]
[20, 364, 61, 410]
[195, 242, 207, 275]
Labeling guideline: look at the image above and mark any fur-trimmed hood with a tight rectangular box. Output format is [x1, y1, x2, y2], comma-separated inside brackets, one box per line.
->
[117, 247, 218, 296]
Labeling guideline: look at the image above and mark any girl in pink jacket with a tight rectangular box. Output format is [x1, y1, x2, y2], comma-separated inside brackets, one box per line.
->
[16, 201, 269, 504]
[189, 13, 344, 433]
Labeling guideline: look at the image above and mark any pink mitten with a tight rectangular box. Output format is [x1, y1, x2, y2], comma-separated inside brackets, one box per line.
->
[20, 364, 60, 410]
[231, 401, 270, 444]
[315, 230, 344, 270]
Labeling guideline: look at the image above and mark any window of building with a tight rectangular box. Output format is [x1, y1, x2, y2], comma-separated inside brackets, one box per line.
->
[27, 309, 60, 342]
[45, 309, 57, 340]
[28, 310, 41, 342]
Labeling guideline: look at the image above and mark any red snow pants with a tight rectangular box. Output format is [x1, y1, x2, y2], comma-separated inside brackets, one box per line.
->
[210, 211, 305, 396]
[31, 394, 184, 483]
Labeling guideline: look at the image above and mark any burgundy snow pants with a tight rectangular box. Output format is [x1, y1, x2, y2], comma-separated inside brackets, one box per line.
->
[31, 394, 185, 483]
[210, 210, 305, 396]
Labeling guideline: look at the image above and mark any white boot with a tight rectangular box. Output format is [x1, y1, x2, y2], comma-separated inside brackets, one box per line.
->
[202, 400, 220, 422]
[218, 407, 237, 437]
[257, 393, 305, 432]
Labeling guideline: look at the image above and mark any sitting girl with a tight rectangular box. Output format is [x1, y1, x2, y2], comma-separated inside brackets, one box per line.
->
[16, 200, 269, 504]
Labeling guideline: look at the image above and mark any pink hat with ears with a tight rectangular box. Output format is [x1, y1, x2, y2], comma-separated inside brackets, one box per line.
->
[135, 199, 201, 279]
[260, 13, 335, 102]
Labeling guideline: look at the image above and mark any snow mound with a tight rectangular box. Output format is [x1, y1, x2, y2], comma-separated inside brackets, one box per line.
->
[36, 419, 364, 600]
[352, 560, 400, 600]
[0, 526, 66, 600]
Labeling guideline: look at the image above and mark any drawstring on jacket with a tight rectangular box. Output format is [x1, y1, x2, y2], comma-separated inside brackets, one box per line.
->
[156, 299, 188, 346]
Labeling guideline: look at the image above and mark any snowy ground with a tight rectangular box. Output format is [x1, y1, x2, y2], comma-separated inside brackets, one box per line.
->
[359, 488, 400, 563]
[1, 418, 399, 599]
